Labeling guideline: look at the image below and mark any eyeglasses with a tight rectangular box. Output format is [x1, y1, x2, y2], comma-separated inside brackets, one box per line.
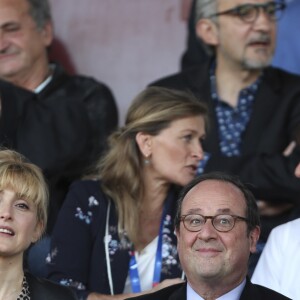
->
[180, 214, 248, 232]
[208, 1, 286, 23]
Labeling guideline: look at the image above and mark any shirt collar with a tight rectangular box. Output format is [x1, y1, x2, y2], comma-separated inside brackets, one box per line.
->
[34, 64, 55, 94]
[187, 278, 246, 300]
[209, 60, 262, 104]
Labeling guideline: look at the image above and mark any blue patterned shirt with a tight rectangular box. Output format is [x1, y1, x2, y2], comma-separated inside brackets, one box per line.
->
[210, 63, 261, 157]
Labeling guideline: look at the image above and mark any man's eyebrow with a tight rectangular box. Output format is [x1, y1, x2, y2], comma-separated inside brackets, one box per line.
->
[185, 208, 202, 214]
[0, 22, 20, 29]
[184, 207, 233, 214]
[216, 208, 232, 213]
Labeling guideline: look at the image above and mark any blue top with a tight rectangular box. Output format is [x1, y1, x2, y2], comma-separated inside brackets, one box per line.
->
[272, 0, 300, 75]
[46, 180, 182, 300]
[210, 62, 261, 157]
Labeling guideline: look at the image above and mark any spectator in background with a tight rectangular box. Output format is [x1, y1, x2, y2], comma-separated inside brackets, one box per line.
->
[181, 0, 300, 76]
[47, 87, 207, 300]
[0, 0, 118, 233]
[150, 0, 300, 272]
[124, 172, 290, 300]
[272, 0, 300, 75]
[0, 149, 77, 300]
[251, 217, 300, 299]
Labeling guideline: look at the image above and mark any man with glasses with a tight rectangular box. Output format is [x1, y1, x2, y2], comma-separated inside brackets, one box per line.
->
[151, 0, 300, 270]
[181, 0, 300, 75]
[126, 172, 290, 300]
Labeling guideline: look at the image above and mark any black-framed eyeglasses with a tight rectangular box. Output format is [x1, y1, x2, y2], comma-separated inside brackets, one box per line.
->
[208, 1, 286, 23]
[180, 214, 248, 232]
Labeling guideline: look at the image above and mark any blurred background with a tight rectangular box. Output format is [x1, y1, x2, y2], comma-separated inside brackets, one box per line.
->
[49, 0, 191, 125]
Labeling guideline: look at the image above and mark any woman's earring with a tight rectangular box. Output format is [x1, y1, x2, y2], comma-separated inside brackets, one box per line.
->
[144, 155, 150, 165]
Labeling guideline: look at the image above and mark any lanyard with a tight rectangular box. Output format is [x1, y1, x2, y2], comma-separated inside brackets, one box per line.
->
[129, 205, 167, 293]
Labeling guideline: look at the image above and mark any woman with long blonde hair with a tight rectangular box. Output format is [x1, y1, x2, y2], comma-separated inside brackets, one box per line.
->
[47, 87, 208, 300]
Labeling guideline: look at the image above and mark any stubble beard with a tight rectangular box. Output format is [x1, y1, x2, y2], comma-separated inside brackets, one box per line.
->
[241, 47, 274, 70]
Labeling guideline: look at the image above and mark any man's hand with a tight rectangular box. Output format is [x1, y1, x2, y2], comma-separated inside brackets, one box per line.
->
[151, 278, 184, 293]
[257, 200, 294, 217]
[295, 163, 300, 178]
[283, 141, 296, 156]
[282, 141, 300, 178]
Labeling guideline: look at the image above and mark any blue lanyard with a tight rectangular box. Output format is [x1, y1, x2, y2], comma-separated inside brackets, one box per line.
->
[129, 205, 167, 293]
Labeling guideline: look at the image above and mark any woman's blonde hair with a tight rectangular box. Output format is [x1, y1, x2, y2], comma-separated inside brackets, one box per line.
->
[97, 87, 208, 244]
[0, 149, 49, 236]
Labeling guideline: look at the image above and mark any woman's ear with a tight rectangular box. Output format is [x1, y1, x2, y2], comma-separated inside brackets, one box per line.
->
[196, 18, 219, 46]
[31, 221, 44, 244]
[135, 132, 152, 158]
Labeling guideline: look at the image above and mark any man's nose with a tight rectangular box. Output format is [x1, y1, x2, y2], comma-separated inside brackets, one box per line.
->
[196, 219, 218, 241]
[0, 31, 9, 51]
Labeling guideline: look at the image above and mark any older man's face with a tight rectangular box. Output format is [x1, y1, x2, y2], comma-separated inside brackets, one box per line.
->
[200, 0, 277, 70]
[0, 0, 52, 83]
[176, 180, 259, 290]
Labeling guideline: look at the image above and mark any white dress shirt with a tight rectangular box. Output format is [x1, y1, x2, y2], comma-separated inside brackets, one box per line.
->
[187, 278, 245, 300]
[252, 218, 300, 299]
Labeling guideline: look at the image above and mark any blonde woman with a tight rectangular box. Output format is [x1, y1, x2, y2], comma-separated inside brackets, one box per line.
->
[47, 87, 208, 300]
[0, 149, 77, 300]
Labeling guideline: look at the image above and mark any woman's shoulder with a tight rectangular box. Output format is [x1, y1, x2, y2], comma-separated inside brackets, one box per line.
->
[68, 179, 108, 201]
[26, 272, 78, 300]
[65, 179, 112, 218]
[70, 178, 101, 192]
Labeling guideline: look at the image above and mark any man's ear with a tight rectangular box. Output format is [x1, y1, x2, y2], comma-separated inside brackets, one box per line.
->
[249, 226, 260, 254]
[135, 132, 152, 158]
[175, 227, 180, 252]
[41, 21, 54, 47]
[175, 227, 180, 239]
[196, 19, 219, 46]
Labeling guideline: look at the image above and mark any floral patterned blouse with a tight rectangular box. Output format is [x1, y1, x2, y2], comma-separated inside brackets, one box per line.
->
[47, 180, 182, 300]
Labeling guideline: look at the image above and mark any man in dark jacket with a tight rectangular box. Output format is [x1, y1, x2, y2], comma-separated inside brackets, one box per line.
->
[126, 173, 290, 300]
[181, 0, 300, 75]
[0, 0, 118, 233]
[151, 0, 300, 268]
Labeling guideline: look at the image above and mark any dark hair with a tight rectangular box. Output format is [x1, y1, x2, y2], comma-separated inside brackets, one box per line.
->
[27, 0, 52, 29]
[175, 172, 260, 235]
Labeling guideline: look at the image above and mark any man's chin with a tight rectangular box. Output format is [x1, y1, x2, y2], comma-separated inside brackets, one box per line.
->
[0, 68, 22, 82]
[242, 57, 272, 70]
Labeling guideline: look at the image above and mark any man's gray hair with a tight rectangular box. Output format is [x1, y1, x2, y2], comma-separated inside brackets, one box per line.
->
[194, 0, 218, 56]
[27, 0, 52, 29]
[195, 0, 218, 23]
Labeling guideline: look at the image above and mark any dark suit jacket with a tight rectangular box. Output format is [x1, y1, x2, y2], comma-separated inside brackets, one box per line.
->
[151, 62, 300, 239]
[125, 279, 291, 300]
[0, 64, 118, 232]
[27, 272, 78, 300]
[151, 62, 300, 203]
